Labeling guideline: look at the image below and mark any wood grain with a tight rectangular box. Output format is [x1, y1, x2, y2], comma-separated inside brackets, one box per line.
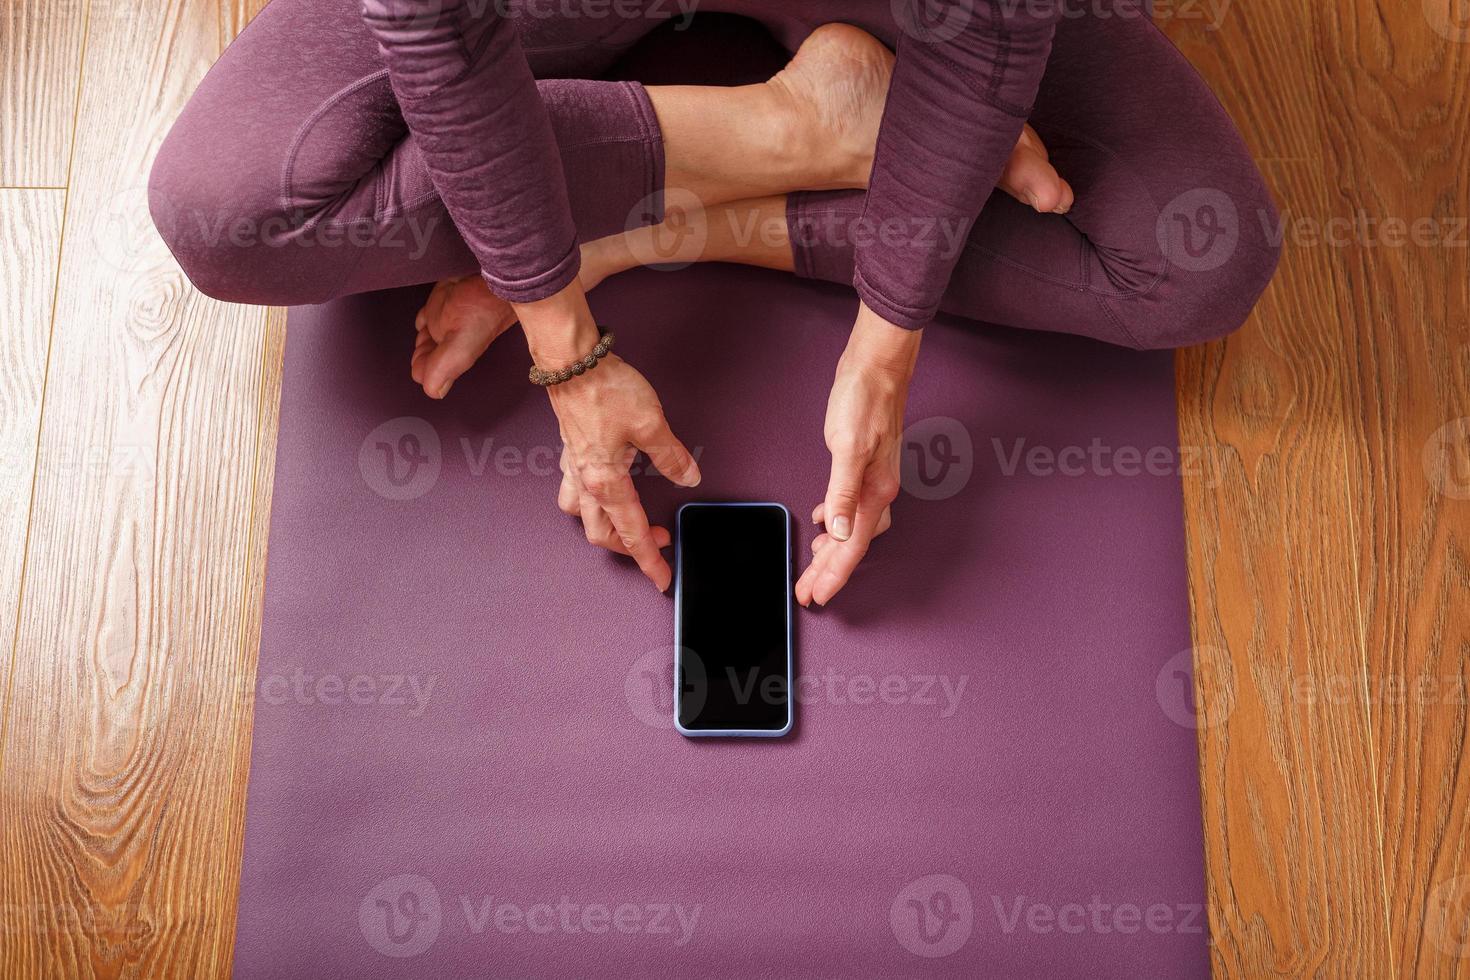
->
[1327, 1, 1470, 975]
[0, 0, 87, 186]
[0, 188, 64, 725]
[1166, 0, 1469, 974]
[0, 0, 1464, 975]
[0, 0, 282, 976]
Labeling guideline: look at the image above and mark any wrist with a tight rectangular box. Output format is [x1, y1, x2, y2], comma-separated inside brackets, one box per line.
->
[516, 279, 601, 365]
[844, 302, 922, 380]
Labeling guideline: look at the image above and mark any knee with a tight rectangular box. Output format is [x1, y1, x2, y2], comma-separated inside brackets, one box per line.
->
[1111, 179, 1283, 351]
[148, 128, 335, 306]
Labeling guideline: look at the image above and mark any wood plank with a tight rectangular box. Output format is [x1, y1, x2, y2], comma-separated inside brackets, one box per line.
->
[0, 188, 64, 723]
[1325, 0, 1470, 974]
[0, 0, 88, 185]
[0, 0, 283, 975]
[1163, 0, 1397, 974]
[219, 0, 270, 52]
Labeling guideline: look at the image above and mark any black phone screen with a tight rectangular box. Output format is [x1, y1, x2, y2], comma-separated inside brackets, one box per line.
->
[676, 504, 791, 733]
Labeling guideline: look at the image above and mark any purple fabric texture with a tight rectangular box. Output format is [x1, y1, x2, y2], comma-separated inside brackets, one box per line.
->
[358, 0, 1064, 313]
[232, 265, 1210, 978]
[149, 2, 1279, 342]
[361, 0, 583, 301]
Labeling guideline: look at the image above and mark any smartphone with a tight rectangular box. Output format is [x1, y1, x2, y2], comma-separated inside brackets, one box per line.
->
[674, 502, 793, 738]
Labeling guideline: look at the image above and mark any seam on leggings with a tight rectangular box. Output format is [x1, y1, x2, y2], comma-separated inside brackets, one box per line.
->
[1094, 293, 1145, 348]
[787, 192, 814, 280]
[1034, 122, 1173, 295]
[929, 49, 1031, 117]
[485, 238, 582, 297]
[852, 266, 938, 323]
[432, 13, 498, 95]
[790, 196, 866, 281]
[280, 68, 393, 224]
[958, 121, 1173, 300]
[986, 4, 1012, 109]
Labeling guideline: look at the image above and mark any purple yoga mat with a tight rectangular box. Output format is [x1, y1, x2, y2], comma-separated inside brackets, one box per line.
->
[232, 264, 1209, 978]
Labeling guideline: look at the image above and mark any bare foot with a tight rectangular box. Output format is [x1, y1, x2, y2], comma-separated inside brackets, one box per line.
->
[999, 125, 1075, 214]
[765, 24, 895, 188]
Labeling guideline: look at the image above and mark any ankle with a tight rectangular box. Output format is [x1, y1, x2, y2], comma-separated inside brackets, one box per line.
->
[760, 79, 870, 191]
[756, 80, 853, 191]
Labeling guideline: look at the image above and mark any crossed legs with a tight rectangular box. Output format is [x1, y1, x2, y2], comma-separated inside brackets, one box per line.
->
[149, 2, 1279, 388]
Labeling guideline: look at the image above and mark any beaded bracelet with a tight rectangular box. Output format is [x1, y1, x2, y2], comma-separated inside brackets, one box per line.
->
[528, 329, 616, 387]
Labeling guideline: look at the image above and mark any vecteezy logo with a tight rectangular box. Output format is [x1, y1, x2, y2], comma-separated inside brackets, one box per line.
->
[890, 874, 973, 958]
[624, 187, 708, 271]
[890, 0, 973, 43]
[1155, 646, 1235, 729]
[1428, 876, 1470, 956]
[365, 0, 447, 42]
[1423, 418, 1470, 500]
[359, 874, 442, 958]
[359, 417, 441, 500]
[93, 185, 162, 276]
[625, 646, 706, 729]
[1425, 0, 1470, 43]
[1155, 188, 1240, 273]
[900, 416, 974, 501]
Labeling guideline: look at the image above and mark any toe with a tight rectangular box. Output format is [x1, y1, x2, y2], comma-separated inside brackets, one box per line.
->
[999, 130, 1069, 214]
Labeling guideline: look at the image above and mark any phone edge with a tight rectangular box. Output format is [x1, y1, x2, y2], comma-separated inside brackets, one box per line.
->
[673, 501, 794, 739]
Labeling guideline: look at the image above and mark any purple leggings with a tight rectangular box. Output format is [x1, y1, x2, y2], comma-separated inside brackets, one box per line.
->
[149, 1, 1280, 350]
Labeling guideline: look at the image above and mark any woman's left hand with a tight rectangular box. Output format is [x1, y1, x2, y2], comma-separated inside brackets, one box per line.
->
[796, 302, 921, 607]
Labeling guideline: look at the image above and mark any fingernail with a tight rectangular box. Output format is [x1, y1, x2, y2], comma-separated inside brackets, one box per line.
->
[436, 381, 452, 399]
[831, 515, 851, 540]
[1052, 204, 1070, 215]
[1025, 191, 1040, 211]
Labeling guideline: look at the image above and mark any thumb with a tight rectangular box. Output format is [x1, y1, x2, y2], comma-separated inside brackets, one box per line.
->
[637, 417, 702, 488]
[823, 450, 865, 542]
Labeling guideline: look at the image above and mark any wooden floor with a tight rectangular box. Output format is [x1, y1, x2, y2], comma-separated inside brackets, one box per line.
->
[0, 0, 1464, 976]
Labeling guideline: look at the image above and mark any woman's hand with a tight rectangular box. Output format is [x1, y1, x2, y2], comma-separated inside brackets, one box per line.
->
[796, 302, 921, 607]
[518, 280, 700, 592]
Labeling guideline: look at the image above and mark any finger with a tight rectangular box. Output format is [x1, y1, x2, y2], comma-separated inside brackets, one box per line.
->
[811, 533, 832, 555]
[634, 417, 701, 488]
[558, 469, 580, 515]
[421, 279, 452, 338]
[822, 449, 867, 542]
[807, 467, 894, 605]
[587, 471, 671, 590]
[808, 532, 871, 606]
[812, 503, 893, 536]
[414, 283, 441, 334]
[580, 493, 617, 550]
[795, 546, 835, 607]
[420, 323, 495, 399]
[411, 331, 433, 385]
[998, 127, 1069, 214]
[579, 510, 672, 554]
[796, 526, 847, 605]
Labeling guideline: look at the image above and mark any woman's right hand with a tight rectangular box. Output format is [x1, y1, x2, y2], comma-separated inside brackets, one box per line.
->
[516, 280, 700, 592]
[549, 353, 701, 590]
